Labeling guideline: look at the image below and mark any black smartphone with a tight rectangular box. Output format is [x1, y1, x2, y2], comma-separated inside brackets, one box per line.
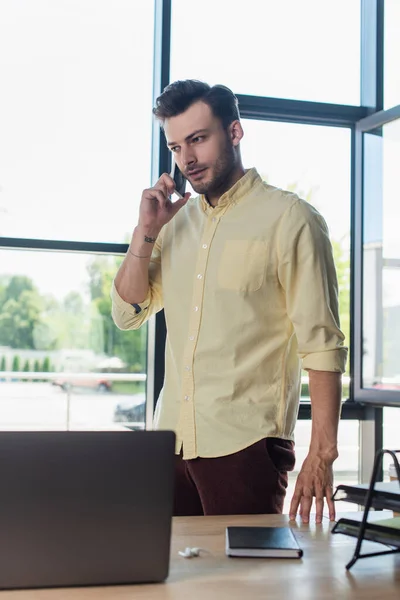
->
[170, 157, 186, 199]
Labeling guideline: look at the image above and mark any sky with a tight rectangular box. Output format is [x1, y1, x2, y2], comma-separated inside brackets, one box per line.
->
[0, 0, 399, 308]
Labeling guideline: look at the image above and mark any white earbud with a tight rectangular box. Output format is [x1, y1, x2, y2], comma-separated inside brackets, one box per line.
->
[178, 546, 205, 558]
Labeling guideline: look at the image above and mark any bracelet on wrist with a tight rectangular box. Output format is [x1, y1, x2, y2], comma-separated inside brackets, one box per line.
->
[128, 248, 152, 259]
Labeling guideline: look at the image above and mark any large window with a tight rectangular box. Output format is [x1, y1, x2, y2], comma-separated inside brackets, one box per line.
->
[0, 0, 154, 243]
[171, 0, 361, 105]
[0, 249, 147, 430]
[0, 1, 154, 431]
[362, 118, 400, 393]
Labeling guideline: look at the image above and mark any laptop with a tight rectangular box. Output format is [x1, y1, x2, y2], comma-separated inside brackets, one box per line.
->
[0, 430, 176, 589]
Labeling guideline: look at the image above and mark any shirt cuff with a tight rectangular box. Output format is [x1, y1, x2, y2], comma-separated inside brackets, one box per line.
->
[111, 280, 150, 315]
[302, 348, 348, 373]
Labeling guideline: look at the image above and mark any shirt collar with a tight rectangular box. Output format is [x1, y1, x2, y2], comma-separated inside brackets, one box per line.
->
[199, 168, 262, 212]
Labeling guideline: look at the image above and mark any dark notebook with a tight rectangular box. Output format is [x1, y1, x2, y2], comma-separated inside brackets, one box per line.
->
[225, 526, 303, 558]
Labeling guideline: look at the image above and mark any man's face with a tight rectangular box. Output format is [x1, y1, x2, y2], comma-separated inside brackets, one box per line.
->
[164, 101, 237, 196]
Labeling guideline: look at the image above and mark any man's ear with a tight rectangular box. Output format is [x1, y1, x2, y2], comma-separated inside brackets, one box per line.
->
[229, 120, 244, 146]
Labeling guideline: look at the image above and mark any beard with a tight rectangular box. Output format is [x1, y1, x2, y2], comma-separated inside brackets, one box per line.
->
[188, 136, 237, 197]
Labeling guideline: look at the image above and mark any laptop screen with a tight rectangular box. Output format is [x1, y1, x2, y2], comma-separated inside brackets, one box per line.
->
[0, 430, 175, 589]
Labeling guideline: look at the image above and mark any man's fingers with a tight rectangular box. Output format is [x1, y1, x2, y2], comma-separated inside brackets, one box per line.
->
[179, 191, 191, 204]
[155, 173, 175, 195]
[148, 188, 168, 209]
[315, 493, 324, 524]
[325, 486, 336, 521]
[143, 187, 166, 205]
[153, 181, 168, 197]
[289, 489, 301, 520]
[299, 490, 313, 523]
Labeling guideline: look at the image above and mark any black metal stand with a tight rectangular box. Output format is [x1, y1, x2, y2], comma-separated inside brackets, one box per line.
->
[345, 448, 400, 570]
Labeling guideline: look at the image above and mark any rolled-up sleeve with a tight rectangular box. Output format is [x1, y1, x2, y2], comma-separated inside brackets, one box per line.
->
[111, 236, 164, 331]
[278, 199, 348, 373]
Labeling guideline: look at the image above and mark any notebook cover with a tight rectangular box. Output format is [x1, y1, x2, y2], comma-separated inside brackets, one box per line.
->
[226, 526, 303, 558]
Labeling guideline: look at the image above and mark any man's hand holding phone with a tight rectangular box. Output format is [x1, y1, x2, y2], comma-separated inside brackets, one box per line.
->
[119, 162, 190, 303]
[138, 165, 190, 238]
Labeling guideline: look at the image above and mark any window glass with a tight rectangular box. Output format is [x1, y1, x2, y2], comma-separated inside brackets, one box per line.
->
[171, 0, 360, 105]
[0, 0, 154, 243]
[384, 0, 400, 109]
[0, 249, 146, 430]
[362, 119, 400, 391]
[382, 407, 400, 479]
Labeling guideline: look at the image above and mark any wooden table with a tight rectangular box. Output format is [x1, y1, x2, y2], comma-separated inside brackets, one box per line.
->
[1, 513, 399, 600]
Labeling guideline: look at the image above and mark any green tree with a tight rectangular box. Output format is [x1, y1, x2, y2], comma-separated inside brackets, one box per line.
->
[64, 291, 85, 315]
[4, 276, 34, 301]
[12, 355, 20, 372]
[33, 359, 40, 374]
[33, 290, 98, 352]
[0, 276, 43, 349]
[42, 356, 51, 372]
[22, 358, 30, 382]
[87, 256, 146, 371]
[0, 356, 6, 371]
[0, 276, 8, 307]
[60, 291, 92, 349]
[32, 294, 60, 351]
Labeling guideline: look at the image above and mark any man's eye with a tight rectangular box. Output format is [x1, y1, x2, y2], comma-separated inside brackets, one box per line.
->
[171, 147, 179, 153]
[192, 136, 203, 143]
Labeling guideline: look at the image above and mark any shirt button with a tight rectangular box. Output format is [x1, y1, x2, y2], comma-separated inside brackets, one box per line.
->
[189, 336, 194, 341]
[197, 274, 203, 279]
[212, 217, 216, 222]
[202, 244, 207, 249]
[185, 366, 190, 371]
[194, 306, 199, 311]
[184, 395, 190, 401]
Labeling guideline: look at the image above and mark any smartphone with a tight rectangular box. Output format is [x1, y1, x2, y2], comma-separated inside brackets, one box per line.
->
[169, 157, 186, 199]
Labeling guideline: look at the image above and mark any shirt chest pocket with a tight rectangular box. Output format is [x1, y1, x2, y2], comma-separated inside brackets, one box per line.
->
[217, 240, 268, 292]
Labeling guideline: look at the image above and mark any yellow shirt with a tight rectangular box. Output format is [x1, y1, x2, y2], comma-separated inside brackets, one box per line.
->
[111, 168, 347, 459]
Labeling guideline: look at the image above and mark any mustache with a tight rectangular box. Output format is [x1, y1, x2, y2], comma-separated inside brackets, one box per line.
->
[185, 166, 207, 176]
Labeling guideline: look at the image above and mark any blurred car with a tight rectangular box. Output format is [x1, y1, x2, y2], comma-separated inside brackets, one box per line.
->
[113, 393, 145, 428]
[52, 376, 111, 392]
[371, 380, 400, 391]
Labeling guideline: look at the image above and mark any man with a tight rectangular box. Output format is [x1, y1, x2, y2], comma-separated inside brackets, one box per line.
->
[111, 80, 347, 522]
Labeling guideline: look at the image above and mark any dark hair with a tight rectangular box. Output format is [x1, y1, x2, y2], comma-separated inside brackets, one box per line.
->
[152, 80, 240, 129]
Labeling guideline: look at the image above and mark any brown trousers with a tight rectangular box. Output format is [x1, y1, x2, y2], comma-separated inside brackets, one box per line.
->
[174, 437, 295, 516]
